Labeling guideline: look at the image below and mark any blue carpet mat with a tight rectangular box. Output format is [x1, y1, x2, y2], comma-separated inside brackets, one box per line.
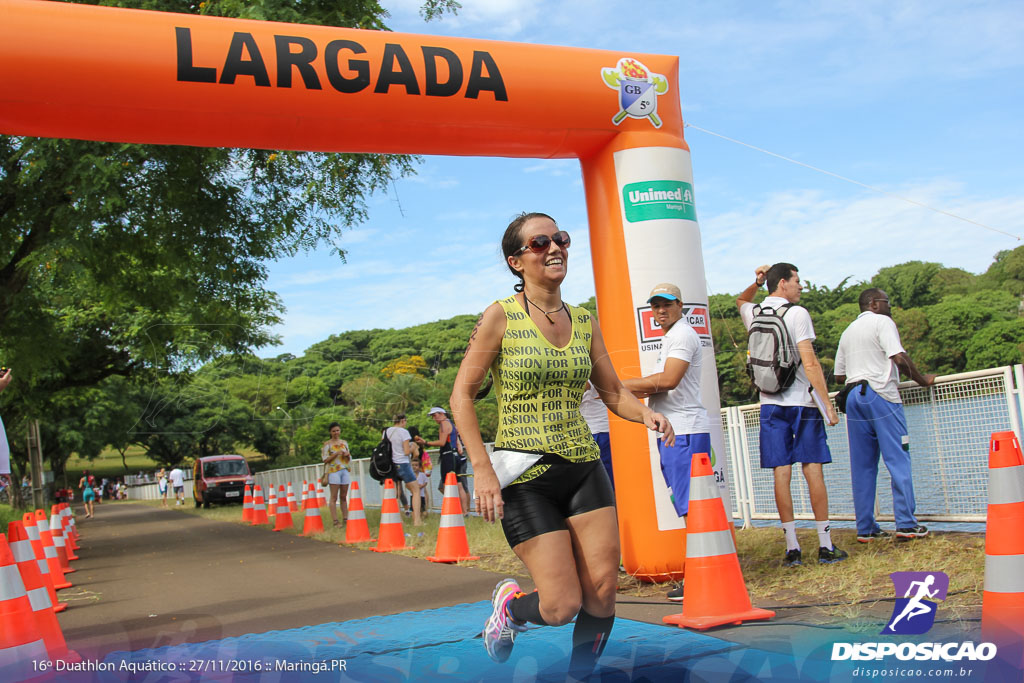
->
[90, 601, 1002, 682]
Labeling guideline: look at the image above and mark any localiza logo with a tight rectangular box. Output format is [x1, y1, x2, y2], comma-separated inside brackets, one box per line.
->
[601, 58, 668, 128]
[882, 571, 949, 635]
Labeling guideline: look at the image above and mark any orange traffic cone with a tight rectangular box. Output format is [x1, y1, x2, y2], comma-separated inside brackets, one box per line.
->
[241, 484, 253, 523]
[982, 431, 1024, 673]
[58, 504, 79, 551]
[48, 507, 74, 572]
[8, 521, 66, 613]
[343, 481, 373, 544]
[300, 480, 308, 508]
[663, 453, 775, 630]
[61, 503, 79, 543]
[428, 472, 479, 563]
[316, 481, 327, 507]
[0, 533, 49, 682]
[52, 508, 78, 562]
[267, 486, 277, 518]
[3, 532, 79, 664]
[371, 480, 405, 552]
[300, 483, 325, 536]
[287, 482, 298, 512]
[250, 485, 269, 526]
[26, 513, 70, 591]
[272, 485, 294, 532]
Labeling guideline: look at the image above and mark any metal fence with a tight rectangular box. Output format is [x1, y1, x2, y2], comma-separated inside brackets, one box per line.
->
[126, 365, 1023, 528]
[724, 365, 1023, 528]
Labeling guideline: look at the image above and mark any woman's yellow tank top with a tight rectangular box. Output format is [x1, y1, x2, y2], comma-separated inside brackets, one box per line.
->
[492, 295, 600, 485]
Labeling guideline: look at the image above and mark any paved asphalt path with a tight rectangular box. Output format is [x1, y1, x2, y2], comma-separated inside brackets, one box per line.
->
[57, 502, 514, 660]
[62, 501, 976, 668]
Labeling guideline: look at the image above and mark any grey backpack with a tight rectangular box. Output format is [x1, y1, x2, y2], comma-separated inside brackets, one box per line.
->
[746, 303, 800, 394]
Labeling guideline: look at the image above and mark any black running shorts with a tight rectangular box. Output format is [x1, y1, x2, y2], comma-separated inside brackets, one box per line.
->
[500, 459, 615, 549]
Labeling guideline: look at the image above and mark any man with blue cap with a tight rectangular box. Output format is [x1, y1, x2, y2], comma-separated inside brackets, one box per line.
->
[623, 283, 711, 601]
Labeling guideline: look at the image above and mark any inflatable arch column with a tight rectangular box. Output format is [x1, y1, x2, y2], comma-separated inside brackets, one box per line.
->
[0, 0, 732, 581]
[582, 133, 730, 580]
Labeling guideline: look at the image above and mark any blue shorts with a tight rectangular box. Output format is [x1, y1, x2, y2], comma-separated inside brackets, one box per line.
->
[658, 432, 711, 517]
[759, 405, 832, 468]
[394, 462, 416, 485]
[592, 432, 614, 489]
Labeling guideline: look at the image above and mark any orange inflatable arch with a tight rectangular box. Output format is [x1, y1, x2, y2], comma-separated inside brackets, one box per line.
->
[0, 0, 731, 581]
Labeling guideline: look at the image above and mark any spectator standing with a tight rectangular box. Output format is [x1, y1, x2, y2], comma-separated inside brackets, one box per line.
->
[156, 467, 169, 509]
[321, 422, 352, 528]
[623, 283, 711, 601]
[385, 414, 421, 526]
[737, 263, 847, 567]
[0, 367, 11, 489]
[835, 288, 935, 542]
[408, 426, 431, 513]
[579, 382, 613, 489]
[168, 466, 185, 505]
[417, 407, 471, 514]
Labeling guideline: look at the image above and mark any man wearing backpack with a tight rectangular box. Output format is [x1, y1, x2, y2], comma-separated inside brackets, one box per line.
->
[835, 288, 934, 543]
[738, 263, 847, 567]
[385, 413, 422, 526]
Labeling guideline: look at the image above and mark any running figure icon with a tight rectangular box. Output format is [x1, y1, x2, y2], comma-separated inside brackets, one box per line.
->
[887, 574, 939, 630]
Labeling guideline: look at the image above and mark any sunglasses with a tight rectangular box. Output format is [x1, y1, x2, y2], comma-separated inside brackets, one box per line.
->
[516, 230, 571, 255]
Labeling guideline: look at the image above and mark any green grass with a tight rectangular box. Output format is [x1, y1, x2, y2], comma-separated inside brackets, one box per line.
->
[137, 500, 985, 628]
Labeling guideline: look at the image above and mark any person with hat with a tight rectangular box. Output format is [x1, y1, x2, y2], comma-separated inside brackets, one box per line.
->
[623, 283, 711, 602]
[415, 407, 471, 515]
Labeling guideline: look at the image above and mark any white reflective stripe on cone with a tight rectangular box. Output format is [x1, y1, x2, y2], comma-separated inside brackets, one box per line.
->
[0, 638, 48, 679]
[380, 512, 402, 524]
[307, 509, 321, 517]
[988, 466, 1024, 505]
[984, 554, 1024, 593]
[348, 509, 366, 521]
[688, 475, 719, 501]
[26, 527, 40, 542]
[254, 503, 266, 511]
[52, 533, 66, 548]
[439, 514, 464, 528]
[444, 484, 460, 498]
[26, 586, 51, 611]
[685, 529, 736, 559]
[278, 505, 289, 514]
[43, 546, 57, 560]
[37, 520, 49, 533]
[8, 540, 34, 564]
[0, 564, 28, 599]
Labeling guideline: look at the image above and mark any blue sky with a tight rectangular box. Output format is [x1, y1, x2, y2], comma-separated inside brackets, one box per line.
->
[262, 0, 1024, 357]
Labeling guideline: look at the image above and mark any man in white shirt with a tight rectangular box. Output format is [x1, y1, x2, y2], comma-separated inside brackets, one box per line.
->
[386, 413, 421, 526]
[835, 288, 935, 542]
[738, 263, 847, 567]
[624, 283, 709, 520]
[168, 466, 185, 505]
[624, 282, 709, 602]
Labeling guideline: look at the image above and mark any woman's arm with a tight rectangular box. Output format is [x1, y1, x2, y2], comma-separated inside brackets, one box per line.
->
[450, 303, 507, 522]
[589, 318, 676, 445]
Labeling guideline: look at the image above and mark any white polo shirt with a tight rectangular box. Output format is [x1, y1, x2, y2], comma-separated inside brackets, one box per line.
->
[648, 320, 709, 435]
[579, 383, 609, 434]
[834, 311, 905, 403]
[740, 296, 816, 407]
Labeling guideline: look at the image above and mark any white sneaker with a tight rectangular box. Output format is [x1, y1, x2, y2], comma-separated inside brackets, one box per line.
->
[482, 578, 527, 663]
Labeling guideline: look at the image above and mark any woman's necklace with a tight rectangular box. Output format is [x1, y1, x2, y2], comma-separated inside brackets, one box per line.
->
[523, 293, 568, 324]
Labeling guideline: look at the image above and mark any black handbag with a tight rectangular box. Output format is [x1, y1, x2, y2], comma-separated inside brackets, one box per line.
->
[836, 380, 868, 413]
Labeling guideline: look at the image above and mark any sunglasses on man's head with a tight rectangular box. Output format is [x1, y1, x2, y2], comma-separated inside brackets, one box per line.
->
[516, 230, 571, 255]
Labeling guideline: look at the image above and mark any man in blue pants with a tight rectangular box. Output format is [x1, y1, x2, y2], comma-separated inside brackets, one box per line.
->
[835, 288, 935, 542]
